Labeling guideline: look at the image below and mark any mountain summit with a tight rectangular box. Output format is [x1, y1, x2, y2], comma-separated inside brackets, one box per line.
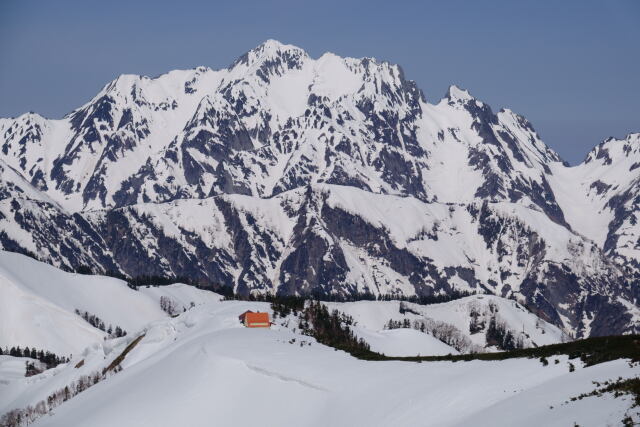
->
[0, 40, 639, 338]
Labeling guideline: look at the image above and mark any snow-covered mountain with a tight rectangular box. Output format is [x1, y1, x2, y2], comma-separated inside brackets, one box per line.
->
[1, 40, 639, 338]
[0, 40, 565, 214]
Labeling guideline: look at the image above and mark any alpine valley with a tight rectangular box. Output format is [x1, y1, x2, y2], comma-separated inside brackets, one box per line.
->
[1, 40, 639, 340]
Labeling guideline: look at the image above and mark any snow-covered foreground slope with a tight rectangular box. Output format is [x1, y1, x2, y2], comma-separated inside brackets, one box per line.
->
[0, 253, 638, 425]
[1, 299, 638, 427]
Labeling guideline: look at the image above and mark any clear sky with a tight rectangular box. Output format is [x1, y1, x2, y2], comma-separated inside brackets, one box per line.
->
[1, 0, 638, 164]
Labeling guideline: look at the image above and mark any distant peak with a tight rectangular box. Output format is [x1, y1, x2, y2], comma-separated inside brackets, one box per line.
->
[582, 133, 640, 165]
[96, 74, 143, 98]
[445, 85, 475, 102]
[112, 73, 141, 87]
[9, 111, 49, 123]
[256, 39, 293, 52]
[601, 133, 640, 146]
[231, 39, 309, 70]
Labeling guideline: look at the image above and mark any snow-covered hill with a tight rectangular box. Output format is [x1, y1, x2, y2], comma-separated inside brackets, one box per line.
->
[1, 292, 638, 427]
[0, 251, 220, 355]
[1, 251, 639, 426]
[0, 40, 639, 337]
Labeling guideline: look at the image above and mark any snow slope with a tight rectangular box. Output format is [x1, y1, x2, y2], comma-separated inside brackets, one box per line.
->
[409, 295, 566, 347]
[0, 299, 636, 427]
[0, 356, 38, 382]
[0, 251, 216, 355]
[137, 283, 224, 310]
[352, 328, 458, 356]
[0, 254, 637, 425]
[325, 296, 566, 353]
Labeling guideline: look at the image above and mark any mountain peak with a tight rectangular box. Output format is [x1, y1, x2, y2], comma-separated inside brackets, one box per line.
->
[105, 74, 142, 93]
[255, 39, 298, 53]
[581, 133, 640, 166]
[444, 84, 476, 104]
[230, 39, 309, 71]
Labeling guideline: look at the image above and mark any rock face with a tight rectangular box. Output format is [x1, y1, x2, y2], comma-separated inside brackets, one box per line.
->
[0, 40, 639, 338]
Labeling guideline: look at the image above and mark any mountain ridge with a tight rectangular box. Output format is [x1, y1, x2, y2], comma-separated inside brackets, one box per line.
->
[1, 40, 639, 338]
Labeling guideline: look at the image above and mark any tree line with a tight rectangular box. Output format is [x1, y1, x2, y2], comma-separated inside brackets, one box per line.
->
[0, 334, 145, 427]
[294, 301, 379, 359]
[0, 368, 109, 427]
[74, 309, 127, 338]
[0, 346, 69, 370]
[377, 289, 474, 305]
[159, 296, 196, 316]
[57, 261, 478, 307]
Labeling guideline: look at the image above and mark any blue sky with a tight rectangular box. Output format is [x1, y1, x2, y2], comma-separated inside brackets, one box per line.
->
[1, 0, 638, 164]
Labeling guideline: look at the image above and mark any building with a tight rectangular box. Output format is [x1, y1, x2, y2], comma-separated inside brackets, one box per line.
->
[238, 311, 270, 328]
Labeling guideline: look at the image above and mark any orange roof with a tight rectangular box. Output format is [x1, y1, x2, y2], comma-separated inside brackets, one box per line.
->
[245, 312, 269, 324]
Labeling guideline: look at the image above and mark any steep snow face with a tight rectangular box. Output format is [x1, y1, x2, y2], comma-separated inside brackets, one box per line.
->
[549, 134, 640, 270]
[419, 88, 564, 225]
[50, 68, 227, 211]
[1, 297, 639, 427]
[0, 114, 70, 195]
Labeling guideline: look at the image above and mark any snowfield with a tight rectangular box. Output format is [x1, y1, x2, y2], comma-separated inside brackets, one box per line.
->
[0, 300, 637, 427]
[351, 327, 458, 356]
[0, 251, 638, 426]
[0, 252, 221, 356]
[0, 252, 166, 355]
